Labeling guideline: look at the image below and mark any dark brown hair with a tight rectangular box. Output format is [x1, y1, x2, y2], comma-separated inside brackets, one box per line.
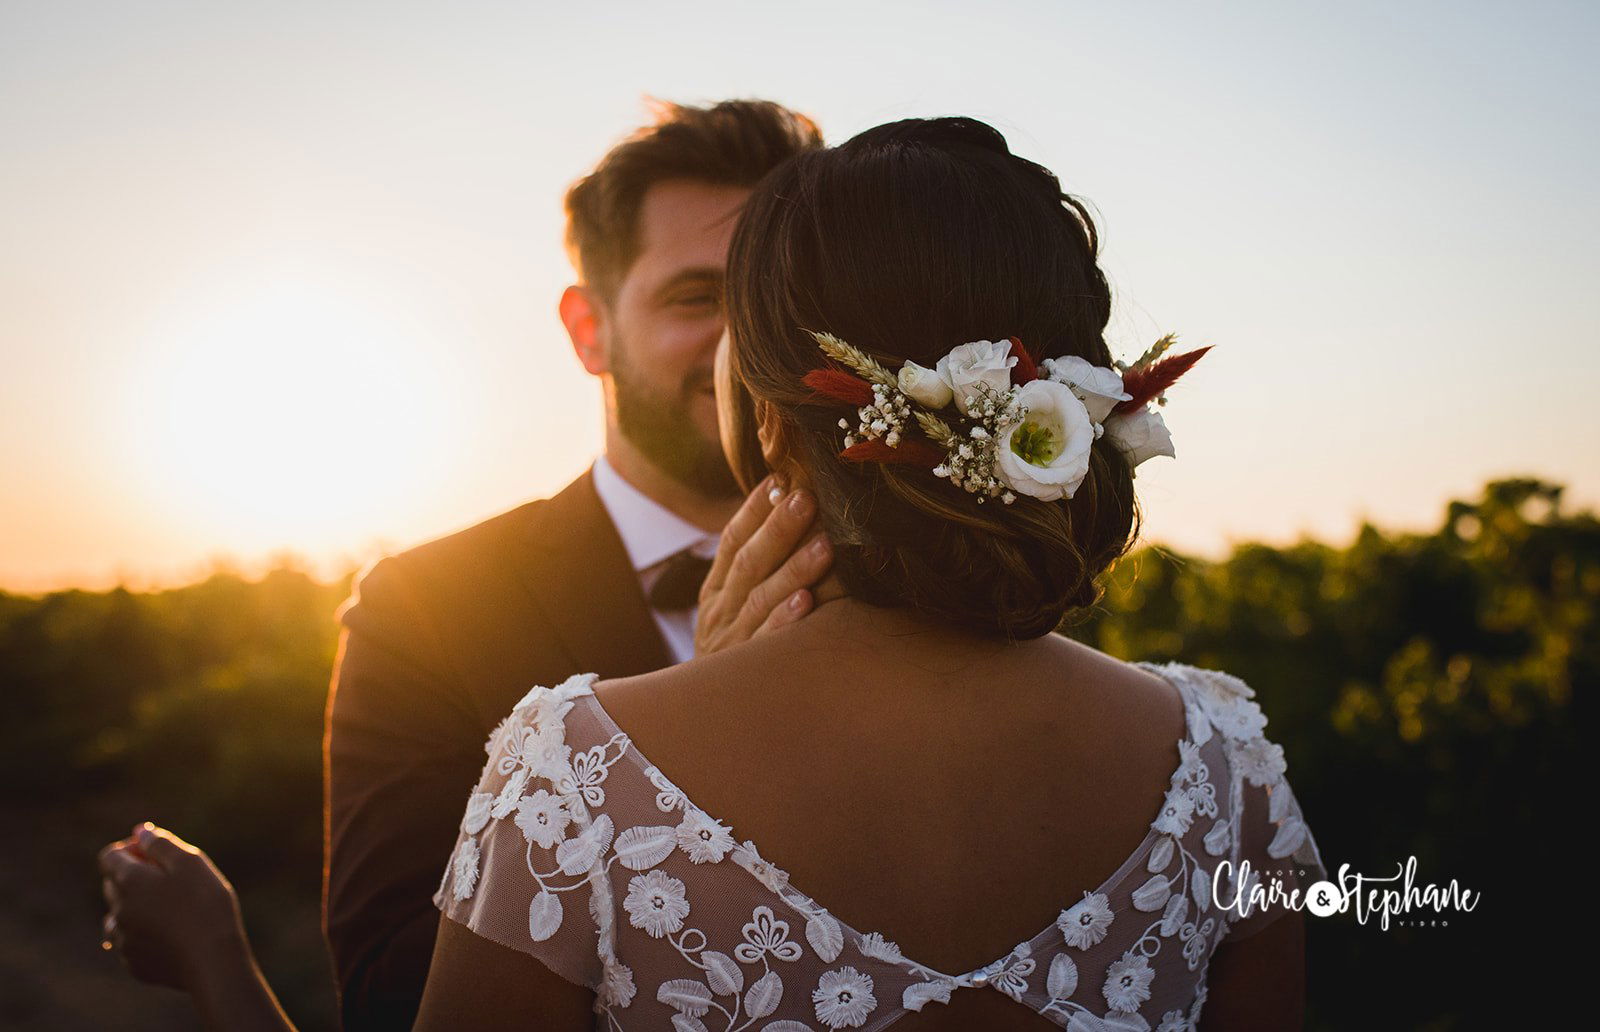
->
[724, 117, 1141, 640]
[563, 99, 823, 302]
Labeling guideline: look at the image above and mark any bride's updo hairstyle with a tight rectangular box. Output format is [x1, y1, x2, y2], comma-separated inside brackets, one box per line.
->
[724, 117, 1141, 640]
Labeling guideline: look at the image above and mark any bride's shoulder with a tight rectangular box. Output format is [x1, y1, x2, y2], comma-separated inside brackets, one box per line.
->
[477, 672, 602, 755]
[1073, 643, 1259, 710]
[1123, 659, 1293, 758]
[585, 661, 721, 744]
[1046, 635, 1186, 707]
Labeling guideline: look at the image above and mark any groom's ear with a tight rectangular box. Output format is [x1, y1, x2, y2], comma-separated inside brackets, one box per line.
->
[560, 284, 609, 376]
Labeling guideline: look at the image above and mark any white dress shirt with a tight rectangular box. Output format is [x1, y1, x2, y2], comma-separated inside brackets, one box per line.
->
[590, 455, 720, 665]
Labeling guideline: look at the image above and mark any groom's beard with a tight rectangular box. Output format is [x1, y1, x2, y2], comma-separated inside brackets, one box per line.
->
[611, 336, 741, 500]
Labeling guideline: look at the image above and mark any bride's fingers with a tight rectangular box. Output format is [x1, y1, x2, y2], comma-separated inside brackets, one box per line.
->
[702, 476, 779, 595]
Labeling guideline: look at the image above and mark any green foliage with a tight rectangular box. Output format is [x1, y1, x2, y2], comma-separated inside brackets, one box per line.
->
[1, 566, 350, 1029]
[3, 478, 1587, 1028]
[1068, 478, 1591, 1027]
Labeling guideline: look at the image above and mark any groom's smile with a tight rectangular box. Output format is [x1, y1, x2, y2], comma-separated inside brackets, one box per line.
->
[563, 178, 753, 502]
[613, 180, 751, 445]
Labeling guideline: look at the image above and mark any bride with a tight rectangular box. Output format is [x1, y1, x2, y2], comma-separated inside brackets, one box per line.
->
[99, 116, 1323, 1031]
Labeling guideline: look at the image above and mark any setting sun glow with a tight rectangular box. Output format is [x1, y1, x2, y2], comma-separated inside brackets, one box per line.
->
[2, 2, 1594, 593]
[124, 279, 466, 562]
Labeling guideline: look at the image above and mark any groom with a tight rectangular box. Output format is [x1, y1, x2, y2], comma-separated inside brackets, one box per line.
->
[323, 99, 823, 1030]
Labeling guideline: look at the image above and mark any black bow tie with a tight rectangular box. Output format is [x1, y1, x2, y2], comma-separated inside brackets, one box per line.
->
[647, 549, 714, 611]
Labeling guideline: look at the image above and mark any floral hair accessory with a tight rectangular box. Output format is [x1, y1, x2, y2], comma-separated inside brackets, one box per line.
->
[800, 330, 1210, 504]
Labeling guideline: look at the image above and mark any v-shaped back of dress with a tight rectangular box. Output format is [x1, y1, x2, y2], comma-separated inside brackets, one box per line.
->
[434, 661, 1324, 1030]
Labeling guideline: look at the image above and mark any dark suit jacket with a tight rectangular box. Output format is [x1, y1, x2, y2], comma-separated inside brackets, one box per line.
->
[323, 470, 674, 1030]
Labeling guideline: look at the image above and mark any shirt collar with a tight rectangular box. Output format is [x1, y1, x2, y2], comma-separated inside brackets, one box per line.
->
[591, 455, 719, 573]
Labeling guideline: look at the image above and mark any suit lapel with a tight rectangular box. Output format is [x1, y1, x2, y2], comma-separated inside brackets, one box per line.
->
[513, 468, 674, 678]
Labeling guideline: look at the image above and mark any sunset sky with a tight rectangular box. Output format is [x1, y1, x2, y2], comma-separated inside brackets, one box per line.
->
[2, 0, 1595, 593]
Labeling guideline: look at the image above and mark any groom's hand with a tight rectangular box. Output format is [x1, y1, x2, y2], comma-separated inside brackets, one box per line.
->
[695, 476, 832, 656]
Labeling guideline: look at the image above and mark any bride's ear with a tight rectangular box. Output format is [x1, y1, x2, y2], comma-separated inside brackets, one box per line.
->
[754, 399, 805, 486]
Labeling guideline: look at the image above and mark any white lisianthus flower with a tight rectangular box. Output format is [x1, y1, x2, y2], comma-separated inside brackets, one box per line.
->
[935, 340, 1016, 415]
[1041, 355, 1131, 422]
[897, 359, 954, 409]
[994, 379, 1096, 501]
[1104, 406, 1176, 468]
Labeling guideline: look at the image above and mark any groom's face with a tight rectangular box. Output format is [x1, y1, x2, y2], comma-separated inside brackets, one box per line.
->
[603, 181, 750, 496]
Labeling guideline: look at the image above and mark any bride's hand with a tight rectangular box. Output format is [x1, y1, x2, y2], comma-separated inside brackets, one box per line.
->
[695, 476, 833, 656]
[98, 822, 250, 992]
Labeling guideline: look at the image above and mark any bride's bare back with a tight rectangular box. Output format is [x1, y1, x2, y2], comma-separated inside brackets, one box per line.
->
[593, 600, 1186, 1029]
[419, 599, 1315, 1031]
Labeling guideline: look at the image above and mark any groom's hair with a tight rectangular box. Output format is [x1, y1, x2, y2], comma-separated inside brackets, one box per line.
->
[564, 99, 823, 304]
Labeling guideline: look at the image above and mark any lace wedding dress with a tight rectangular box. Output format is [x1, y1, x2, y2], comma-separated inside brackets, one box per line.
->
[434, 662, 1324, 1031]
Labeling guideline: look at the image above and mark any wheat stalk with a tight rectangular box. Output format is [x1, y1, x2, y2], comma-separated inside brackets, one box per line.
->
[808, 330, 898, 388]
[914, 410, 957, 449]
[1129, 333, 1178, 371]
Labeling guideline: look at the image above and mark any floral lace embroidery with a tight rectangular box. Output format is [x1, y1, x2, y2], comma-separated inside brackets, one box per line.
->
[438, 662, 1323, 1031]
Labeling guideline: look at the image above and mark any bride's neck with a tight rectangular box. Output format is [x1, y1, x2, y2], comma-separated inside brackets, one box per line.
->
[802, 577, 1013, 652]
[809, 572, 850, 608]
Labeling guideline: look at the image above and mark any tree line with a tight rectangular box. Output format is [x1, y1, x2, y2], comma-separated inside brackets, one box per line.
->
[2, 478, 1586, 1029]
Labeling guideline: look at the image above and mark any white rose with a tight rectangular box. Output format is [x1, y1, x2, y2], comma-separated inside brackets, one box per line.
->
[1041, 355, 1131, 423]
[1104, 406, 1175, 468]
[935, 340, 1017, 416]
[897, 359, 954, 409]
[994, 379, 1096, 501]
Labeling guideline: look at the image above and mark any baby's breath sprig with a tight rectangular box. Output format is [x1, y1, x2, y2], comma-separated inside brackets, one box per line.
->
[808, 330, 898, 389]
[840, 381, 912, 449]
[929, 382, 1026, 505]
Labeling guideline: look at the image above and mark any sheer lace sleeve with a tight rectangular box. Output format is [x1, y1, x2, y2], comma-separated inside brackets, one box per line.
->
[432, 674, 610, 993]
[1186, 668, 1327, 944]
